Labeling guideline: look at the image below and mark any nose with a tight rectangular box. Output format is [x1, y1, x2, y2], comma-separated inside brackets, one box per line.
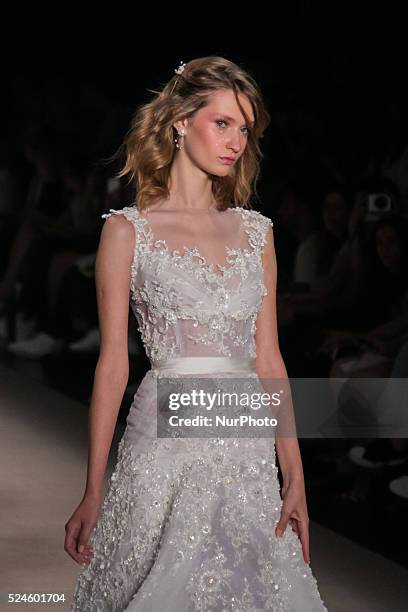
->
[227, 131, 243, 154]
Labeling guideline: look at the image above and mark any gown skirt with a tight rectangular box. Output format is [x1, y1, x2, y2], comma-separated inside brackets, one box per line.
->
[69, 356, 328, 611]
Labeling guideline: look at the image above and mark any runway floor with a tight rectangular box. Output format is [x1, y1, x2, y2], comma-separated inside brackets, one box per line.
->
[1, 363, 408, 612]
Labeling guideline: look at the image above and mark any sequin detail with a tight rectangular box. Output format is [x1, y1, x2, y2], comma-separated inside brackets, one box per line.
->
[100, 206, 273, 363]
[70, 436, 326, 611]
[69, 205, 328, 611]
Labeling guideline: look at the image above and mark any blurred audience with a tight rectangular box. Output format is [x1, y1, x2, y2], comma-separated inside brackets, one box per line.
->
[1, 77, 407, 554]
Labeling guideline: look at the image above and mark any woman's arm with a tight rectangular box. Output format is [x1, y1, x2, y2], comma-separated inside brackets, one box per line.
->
[64, 213, 136, 565]
[256, 223, 304, 480]
[83, 213, 135, 500]
[255, 222, 309, 563]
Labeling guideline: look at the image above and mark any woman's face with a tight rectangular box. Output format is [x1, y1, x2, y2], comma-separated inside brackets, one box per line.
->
[376, 225, 401, 271]
[175, 88, 255, 176]
[322, 192, 349, 236]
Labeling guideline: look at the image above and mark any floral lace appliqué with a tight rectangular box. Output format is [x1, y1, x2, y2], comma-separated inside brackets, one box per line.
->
[100, 205, 273, 365]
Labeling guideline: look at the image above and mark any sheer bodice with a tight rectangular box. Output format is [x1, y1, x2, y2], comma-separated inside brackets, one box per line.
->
[101, 205, 273, 365]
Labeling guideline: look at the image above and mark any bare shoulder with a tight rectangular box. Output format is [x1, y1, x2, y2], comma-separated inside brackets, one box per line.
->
[101, 208, 137, 242]
[102, 211, 134, 234]
[98, 211, 136, 262]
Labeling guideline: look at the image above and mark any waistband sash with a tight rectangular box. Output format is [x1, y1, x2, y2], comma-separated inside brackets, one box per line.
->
[150, 356, 257, 375]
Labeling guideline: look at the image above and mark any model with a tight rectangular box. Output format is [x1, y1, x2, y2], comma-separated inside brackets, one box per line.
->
[66, 56, 328, 611]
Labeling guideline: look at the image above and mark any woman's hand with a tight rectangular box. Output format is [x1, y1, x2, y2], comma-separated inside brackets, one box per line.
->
[64, 493, 101, 565]
[275, 477, 310, 564]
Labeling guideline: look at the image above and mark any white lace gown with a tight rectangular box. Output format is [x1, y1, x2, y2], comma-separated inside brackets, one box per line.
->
[69, 205, 328, 611]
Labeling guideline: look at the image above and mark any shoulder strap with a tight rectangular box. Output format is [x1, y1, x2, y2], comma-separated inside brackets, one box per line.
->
[233, 207, 273, 259]
[101, 205, 140, 223]
[101, 205, 145, 297]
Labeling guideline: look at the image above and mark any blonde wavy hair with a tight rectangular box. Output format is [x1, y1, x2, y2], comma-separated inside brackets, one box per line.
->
[109, 56, 271, 212]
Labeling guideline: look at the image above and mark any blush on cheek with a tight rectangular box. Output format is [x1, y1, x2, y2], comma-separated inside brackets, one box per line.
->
[195, 120, 223, 150]
[200, 123, 219, 148]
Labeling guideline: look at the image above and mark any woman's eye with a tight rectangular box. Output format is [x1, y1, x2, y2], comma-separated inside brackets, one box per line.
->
[215, 120, 250, 135]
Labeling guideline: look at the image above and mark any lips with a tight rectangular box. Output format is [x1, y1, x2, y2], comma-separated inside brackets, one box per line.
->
[219, 157, 236, 165]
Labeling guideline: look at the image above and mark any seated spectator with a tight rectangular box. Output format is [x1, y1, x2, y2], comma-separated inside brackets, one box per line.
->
[0, 128, 65, 304]
[277, 183, 321, 289]
[318, 214, 408, 362]
[4, 161, 104, 355]
[286, 185, 405, 329]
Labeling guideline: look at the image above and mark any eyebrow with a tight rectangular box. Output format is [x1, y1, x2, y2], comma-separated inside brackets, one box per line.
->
[212, 114, 255, 127]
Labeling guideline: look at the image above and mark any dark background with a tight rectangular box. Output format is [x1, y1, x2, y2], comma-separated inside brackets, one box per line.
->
[1, 3, 408, 569]
[3, 5, 408, 191]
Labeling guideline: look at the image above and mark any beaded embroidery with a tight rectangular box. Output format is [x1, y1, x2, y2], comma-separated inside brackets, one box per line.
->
[99, 205, 273, 364]
[70, 436, 326, 611]
[69, 204, 328, 611]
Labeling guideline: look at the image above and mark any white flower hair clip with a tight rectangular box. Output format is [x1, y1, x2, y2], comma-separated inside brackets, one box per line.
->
[174, 61, 186, 75]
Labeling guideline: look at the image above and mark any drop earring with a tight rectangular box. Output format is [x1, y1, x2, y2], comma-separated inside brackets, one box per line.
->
[174, 128, 186, 150]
